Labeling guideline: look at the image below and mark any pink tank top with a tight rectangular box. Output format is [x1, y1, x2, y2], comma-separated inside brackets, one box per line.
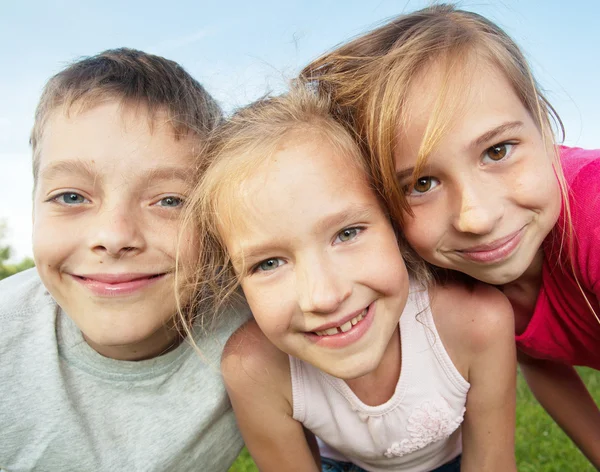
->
[290, 283, 469, 472]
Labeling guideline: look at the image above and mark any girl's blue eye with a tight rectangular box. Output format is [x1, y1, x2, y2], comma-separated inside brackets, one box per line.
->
[55, 192, 86, 204]
[256, 258, 284, 272]
[336, 227, 360, 243]
[484, 143, 513, 162]
[157, 196, 183, 208]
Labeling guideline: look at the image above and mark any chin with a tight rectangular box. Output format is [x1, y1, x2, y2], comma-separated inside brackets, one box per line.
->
[467, 265, 524, 286]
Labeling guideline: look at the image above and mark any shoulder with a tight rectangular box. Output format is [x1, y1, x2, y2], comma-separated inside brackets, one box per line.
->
[203, 297, 253, 343]
[0, 268, 54, 321]
[221, 320, 292, 405]
[559, 145, 600, 186]
[430, 282, 514, 374]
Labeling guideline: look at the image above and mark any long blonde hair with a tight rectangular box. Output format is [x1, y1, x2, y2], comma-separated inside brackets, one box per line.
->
[300, 3, 600, 324]
[176, 85, 431, 335]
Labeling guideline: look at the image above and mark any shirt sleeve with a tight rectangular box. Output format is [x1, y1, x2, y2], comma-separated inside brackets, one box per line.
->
[568, 156, 600, 300]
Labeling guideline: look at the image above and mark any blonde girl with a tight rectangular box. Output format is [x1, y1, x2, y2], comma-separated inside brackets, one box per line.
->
[301, 3, 600, 467]
[183, 86, 516, 471]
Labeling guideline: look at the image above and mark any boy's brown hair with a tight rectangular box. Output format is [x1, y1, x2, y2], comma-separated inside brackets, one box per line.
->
[30, 47, 222, 184]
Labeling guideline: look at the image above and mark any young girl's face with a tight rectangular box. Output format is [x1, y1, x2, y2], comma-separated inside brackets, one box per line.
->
[221, 132, 409, 380]
[394, 62, 561, 285]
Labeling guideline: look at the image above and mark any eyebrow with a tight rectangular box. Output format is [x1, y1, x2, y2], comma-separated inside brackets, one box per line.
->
[230, 204, 377, 268]
[144, 166, 194, 185]
[40, 160, 192, 185]
[395, 120, 526, 182]
[40, 159, 97, 182]
[313, 204, 375, 235]
[470, 120, 524, 149]
[395, 168, 414, 183]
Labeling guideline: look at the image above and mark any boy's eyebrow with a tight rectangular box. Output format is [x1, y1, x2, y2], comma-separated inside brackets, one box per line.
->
[470, 121, 524, 149]
[40, 159, 97, 181]
[145, 166, 194, 184]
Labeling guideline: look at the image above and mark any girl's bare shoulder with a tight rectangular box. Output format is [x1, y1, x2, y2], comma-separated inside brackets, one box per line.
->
[221, 319, 292, 406]
[429, 282, 515, 374]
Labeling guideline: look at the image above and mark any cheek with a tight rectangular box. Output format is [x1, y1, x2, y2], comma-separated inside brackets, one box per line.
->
[32, 214, 72, 268]
[176, 225, 199, 267]
[242, 282, 295, 337]
[364, 232, 410, 294]
[511, 162, 560, 210]
[402, 209, 441, 256]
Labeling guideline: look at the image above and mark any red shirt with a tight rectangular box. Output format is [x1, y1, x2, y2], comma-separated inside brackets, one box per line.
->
[515, 146, 600, 369]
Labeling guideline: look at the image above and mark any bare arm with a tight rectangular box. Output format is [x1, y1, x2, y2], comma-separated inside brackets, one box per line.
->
[518, 352, 600, 468]
[221, 321, 320, 472]
[435, 283, 517, 471]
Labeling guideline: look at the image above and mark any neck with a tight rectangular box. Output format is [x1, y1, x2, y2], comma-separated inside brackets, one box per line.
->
[344, 327, 401, 406]
[84, 321, 185, 361]
[503, 248, 544, 294]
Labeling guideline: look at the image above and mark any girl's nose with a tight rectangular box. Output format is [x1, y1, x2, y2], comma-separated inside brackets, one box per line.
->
[296, 256, 352, 315]
[452, 183, 504, 235]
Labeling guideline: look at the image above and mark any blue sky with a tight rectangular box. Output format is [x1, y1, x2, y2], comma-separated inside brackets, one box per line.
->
[2, 0, 599, 260]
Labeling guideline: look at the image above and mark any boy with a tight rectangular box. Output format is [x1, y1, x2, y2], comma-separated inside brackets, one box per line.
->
[0, 48, 248, 471]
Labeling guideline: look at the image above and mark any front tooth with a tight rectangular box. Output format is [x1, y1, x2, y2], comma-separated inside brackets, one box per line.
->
[340, 321, 352, 333]
[324, 327, 338, 336]
[316, 331, 325, 336]
[351, 317, 358, 326]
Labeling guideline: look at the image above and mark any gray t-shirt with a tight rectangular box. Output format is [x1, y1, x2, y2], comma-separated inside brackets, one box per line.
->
[0, 269, 250, 472]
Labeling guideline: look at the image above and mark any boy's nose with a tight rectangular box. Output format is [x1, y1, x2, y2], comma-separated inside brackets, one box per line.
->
[296, 257, 352, 315]
[452, 182, 504, 235]
[89, 207, 146, 257]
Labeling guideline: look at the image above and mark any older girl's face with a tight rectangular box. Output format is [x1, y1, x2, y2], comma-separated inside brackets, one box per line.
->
[394, 62, 561, 285]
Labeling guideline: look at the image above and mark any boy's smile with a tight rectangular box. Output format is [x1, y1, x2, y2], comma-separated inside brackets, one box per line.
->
[32, 101, 198, 360]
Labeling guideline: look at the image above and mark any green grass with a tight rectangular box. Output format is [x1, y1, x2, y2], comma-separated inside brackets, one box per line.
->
[229, 367, 599, 471]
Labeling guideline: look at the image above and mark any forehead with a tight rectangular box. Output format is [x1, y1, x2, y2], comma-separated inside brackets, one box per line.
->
[218, 133, 373, 232]
[398, 57, 528, 155]
[38, 101, 197, 180]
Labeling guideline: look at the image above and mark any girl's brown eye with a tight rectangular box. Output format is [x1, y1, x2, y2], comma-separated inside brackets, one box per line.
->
[487, 144, 509, 161]
[414, 177, 432, 193]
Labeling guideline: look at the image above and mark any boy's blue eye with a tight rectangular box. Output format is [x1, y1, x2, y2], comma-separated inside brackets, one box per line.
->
[157, 196, 183, 208]
[55, 192, 86, 204]
[256, 258, 284, 272]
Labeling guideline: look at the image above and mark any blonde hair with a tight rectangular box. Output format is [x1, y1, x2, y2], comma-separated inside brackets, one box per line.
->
[301, 3, 600, 324]
[177, 85, 431, 334]
[31, 47, 222, 185]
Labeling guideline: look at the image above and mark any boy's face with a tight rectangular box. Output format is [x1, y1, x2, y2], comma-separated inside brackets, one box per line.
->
[33, 101, 199, 360]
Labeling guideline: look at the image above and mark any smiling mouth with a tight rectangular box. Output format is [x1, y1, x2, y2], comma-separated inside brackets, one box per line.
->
[75, 273, 166, 283]
[314, 309, 367, 336]
[454, 227, 525, 264]
[72, 272, 169, 296]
